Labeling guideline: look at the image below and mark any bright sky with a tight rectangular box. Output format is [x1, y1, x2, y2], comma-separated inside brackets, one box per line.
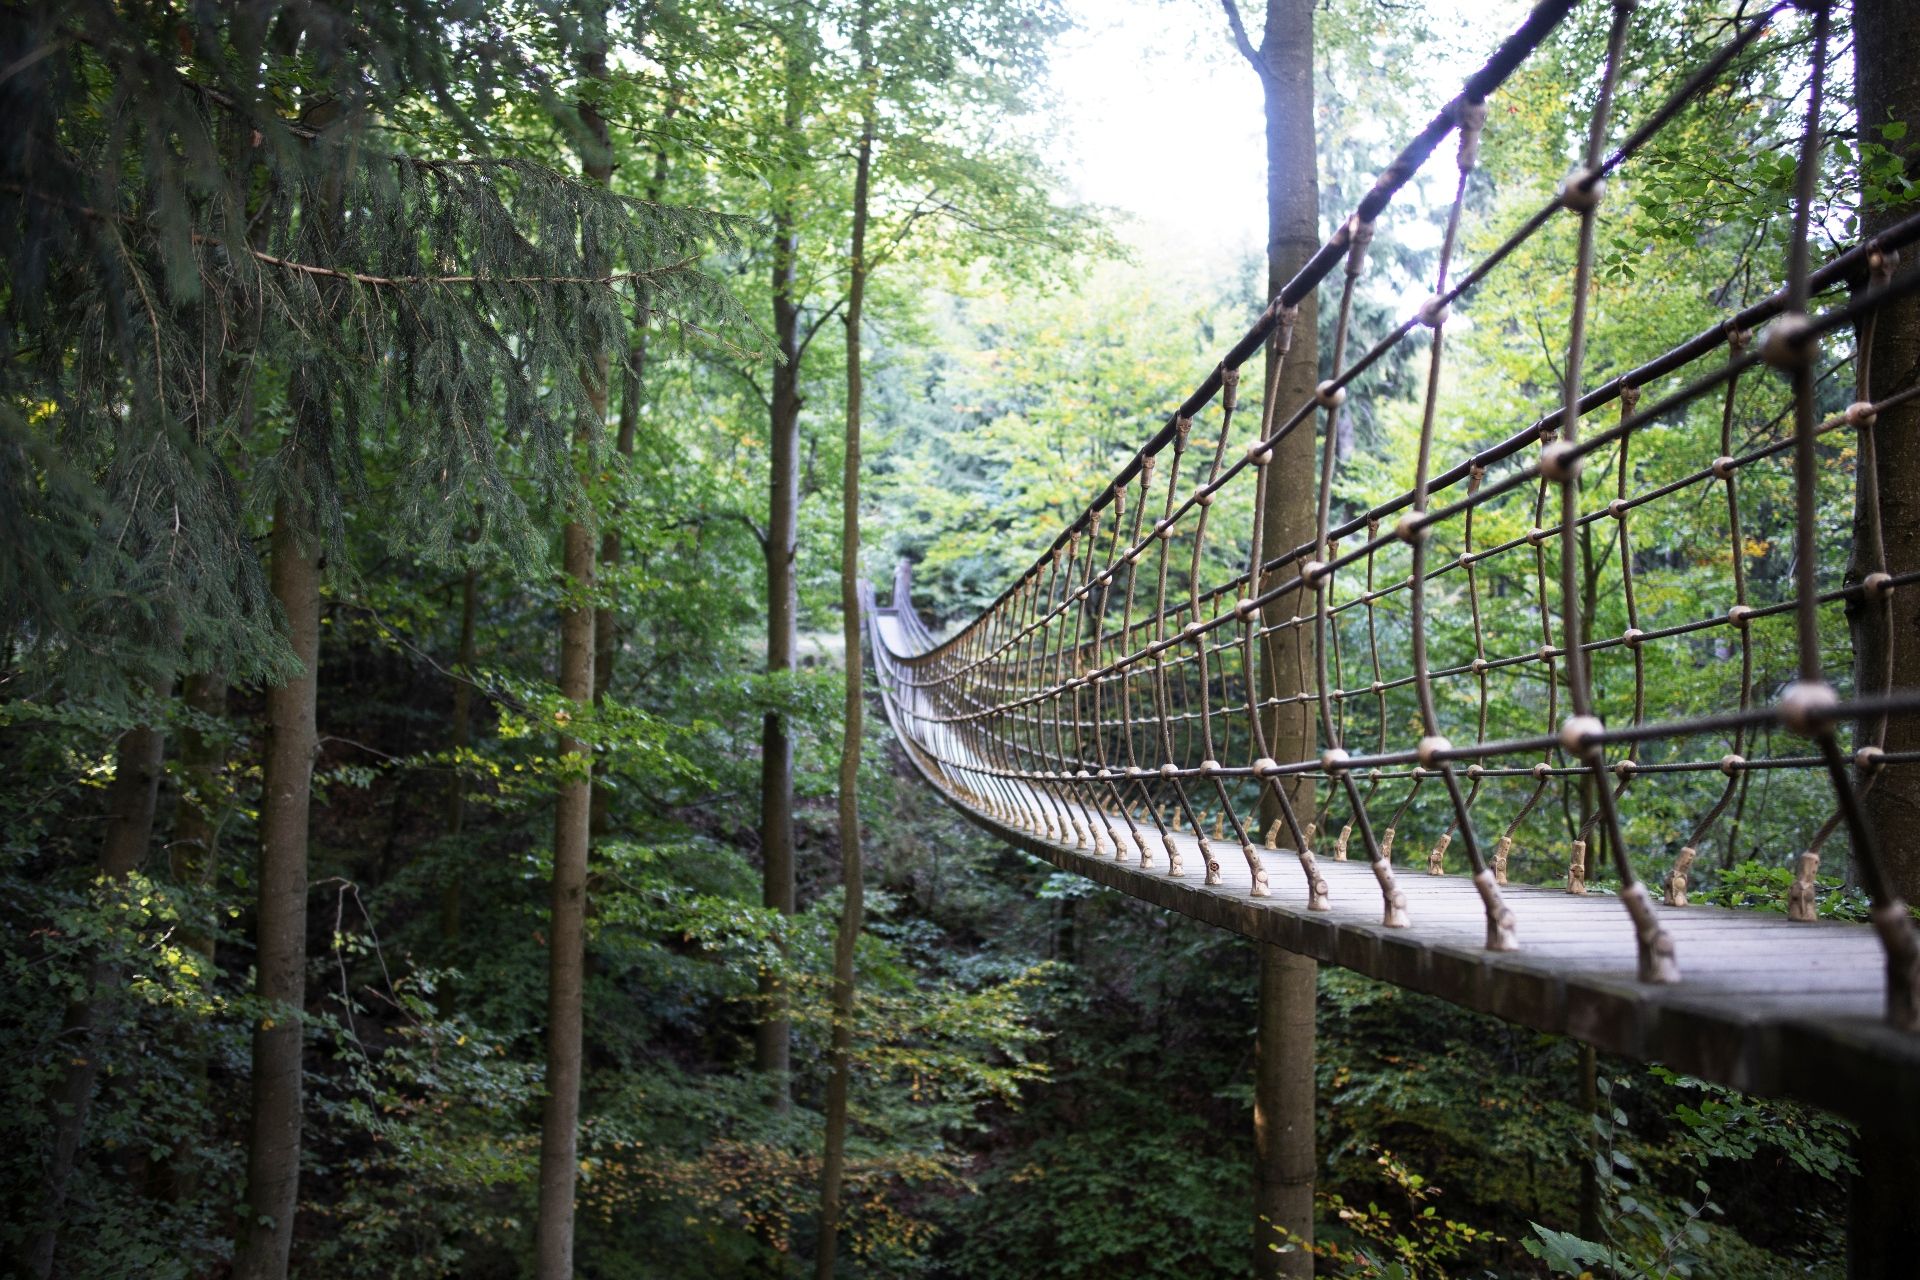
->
[1044, 0, 1533, 262]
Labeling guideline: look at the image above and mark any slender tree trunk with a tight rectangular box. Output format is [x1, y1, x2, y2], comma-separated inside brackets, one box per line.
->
[29, 709, 171, 1278]
[817, 38, 873, 1274]
[440, 566, 477, 944]
[758, 57, 807, 1099]
[535, 32, 611, 1276]
[1234, 0, 1321, 1273]
[1850, 0, 1920, 902]
[234, 499, 320, 1280]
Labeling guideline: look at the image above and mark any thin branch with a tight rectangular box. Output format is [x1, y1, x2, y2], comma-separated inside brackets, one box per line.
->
[706, 352, 773, 411]
[797, 297, 847, 359]
[1220, 0, 1262, 71]
[0, 36, 69, 87]
[863, 197, 945, 274]
[718, 508, 770, 553]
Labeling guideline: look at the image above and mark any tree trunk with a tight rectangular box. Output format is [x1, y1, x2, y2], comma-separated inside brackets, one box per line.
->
[536, 510, 596, 1280]
[1237, 0, 1321, 1273]
[1850, 0, 1920, 902]
[29, 710, 171, 1278]
[817, 35, 873, 1273]
[234, 499, 320, 1280]
[1254, 945, 1316, 1277]
[757, 58, 806, 1100]
[535, 33, 611, 1276]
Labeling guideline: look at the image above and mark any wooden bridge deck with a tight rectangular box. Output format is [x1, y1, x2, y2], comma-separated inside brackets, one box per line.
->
[866, 599, 1920, 1137]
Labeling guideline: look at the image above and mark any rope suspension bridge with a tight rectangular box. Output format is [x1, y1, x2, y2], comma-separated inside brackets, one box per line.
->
[867, 0, 1920, 1158]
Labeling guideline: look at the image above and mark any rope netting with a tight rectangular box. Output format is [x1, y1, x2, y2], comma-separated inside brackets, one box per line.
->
[874, 0, 1920, 1029]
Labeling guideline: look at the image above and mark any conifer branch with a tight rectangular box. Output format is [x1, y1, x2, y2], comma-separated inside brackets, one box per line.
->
[3, 184, 699, 291]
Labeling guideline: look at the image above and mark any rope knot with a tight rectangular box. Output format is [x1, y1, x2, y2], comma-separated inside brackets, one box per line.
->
[1275, 304, 1299, 355]
[1221, 365, 1240, 412]
[1456, 98, 1489, 172]
[1619, 383, 1641, 416]
[1345, 216, 1376, 276]
[1173, 415, 1193, 448]
[1869, 245, 1899, 287]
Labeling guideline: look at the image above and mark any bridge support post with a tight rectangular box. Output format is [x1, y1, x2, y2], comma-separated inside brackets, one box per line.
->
[1254, 943, 1316, 1277]
[1848, 1121, 1920, 1279]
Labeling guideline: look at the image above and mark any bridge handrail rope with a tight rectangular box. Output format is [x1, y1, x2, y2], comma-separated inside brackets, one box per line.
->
[869, 0, 1920, 1034]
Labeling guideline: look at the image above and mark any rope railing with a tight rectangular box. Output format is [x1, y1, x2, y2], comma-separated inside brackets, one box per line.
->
[871, 0, 1920, 1031]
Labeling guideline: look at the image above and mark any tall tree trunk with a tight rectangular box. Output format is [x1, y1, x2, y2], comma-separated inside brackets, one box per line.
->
[758, 53, 807, 1101]
[536, 30, 611, 1276]
[29, 708, 171, 1278]
[440, 566, 477, 944]
[537, 503, 596, 1280]
[168, 670, 228, 1204]
[1850, 0, 1920, 902]
[1229, 0, 1321, 1273]
[234, 499, 320, 1280]
[817, 32, 873, 1273]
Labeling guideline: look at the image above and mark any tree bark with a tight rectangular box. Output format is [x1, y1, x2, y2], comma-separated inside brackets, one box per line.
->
[1231, 0, 1321, 1273]
[1254, 945, 1316, 1277]
[817, 26, 873, 1272]
[234, 499, 320, 1280]
[29, 709, 171, 1278]
[757, 46, 807, 1102]
[535, 30, 611, 1277]
[1849, 0, 1920, 903]
[536, 510, 596, 1280]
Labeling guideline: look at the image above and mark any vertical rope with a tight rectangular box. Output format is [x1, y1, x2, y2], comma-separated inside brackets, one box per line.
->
[1549, 0, 1676, 982]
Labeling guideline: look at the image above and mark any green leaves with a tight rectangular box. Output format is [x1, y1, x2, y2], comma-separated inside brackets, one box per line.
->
[1524, 1222, 1616, 1275]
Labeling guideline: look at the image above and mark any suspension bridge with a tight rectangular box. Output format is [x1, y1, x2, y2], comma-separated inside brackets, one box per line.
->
[865, 0, 1920, 1259]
